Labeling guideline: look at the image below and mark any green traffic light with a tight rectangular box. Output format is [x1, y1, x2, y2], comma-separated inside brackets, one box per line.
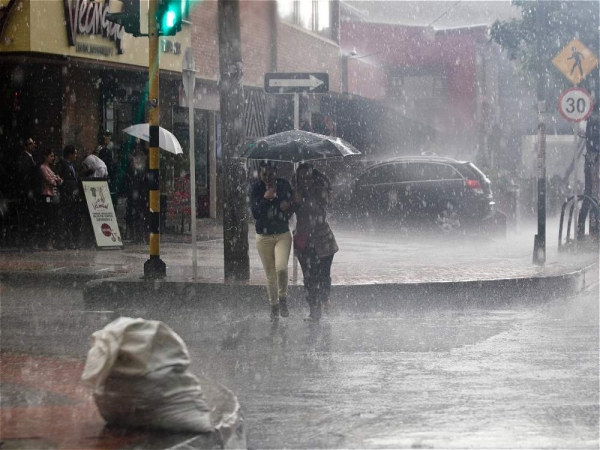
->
[157, 0, 184, 35]
[165, 10, 176, 28]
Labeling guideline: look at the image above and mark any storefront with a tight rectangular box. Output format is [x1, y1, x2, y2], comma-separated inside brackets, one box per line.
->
[0, 0, 204, 226]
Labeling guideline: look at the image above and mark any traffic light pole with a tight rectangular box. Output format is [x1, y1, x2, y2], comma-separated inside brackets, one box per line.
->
[144, 0, 167, 278]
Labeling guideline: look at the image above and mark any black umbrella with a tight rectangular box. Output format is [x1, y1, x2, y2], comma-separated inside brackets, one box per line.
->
[240, 130, 361, 163]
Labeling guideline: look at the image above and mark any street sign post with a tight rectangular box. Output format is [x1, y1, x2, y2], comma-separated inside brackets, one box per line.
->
[264, 72, 329, 94]
[552, 38, 599, 86]
[558, 87, 594, 123]
[557, 86, 593, 253]
[182, 47, 197, 278]
[263, 72, 329, 282]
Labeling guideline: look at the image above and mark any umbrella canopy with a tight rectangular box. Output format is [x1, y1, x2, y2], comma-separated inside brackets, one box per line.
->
[241, 130, 361, 163]
[122, 124, 183, 155]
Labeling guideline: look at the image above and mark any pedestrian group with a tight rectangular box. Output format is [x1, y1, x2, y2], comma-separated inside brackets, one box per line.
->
[3, 132, 149, 250]
[250, 161, 338, 322]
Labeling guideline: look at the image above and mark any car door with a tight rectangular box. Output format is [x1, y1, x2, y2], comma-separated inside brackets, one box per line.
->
[402, 162, 431, 216]
[353, 164, 399, 218]
[436, 163, 466, 207]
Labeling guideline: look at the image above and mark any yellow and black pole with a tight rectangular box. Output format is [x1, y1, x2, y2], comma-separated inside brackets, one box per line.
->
[144, 0, 166, 278]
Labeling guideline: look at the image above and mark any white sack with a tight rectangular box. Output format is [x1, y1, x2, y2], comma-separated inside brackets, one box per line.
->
[82, 317, 213, 433]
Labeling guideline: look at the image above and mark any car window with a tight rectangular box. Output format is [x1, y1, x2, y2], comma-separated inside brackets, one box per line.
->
[431, 164, 463, 180]
[403, 162, 462, 181]
[359, 164, 403, 185]
[403, 163, 430, 182]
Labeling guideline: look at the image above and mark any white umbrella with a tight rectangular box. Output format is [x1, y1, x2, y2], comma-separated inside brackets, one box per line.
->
[122, 124, 183, 155]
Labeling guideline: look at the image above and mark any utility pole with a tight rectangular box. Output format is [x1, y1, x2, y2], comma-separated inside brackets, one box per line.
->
[532, 0, 547, 266]
[218, 0, 249, 281]
[144, 0, 167, 278]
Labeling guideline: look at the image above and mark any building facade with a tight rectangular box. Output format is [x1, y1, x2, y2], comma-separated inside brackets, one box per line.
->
[2, 0, 512, 225]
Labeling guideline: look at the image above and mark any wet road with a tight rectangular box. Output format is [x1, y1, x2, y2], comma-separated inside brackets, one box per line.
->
[1, 282, 598, 448]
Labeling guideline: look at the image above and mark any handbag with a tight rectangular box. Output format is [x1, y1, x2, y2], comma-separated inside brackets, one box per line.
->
[293, 231, 309, 251]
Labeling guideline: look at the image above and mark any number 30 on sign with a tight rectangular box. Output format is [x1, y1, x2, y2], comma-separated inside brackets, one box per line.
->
[558, 87, 594, 122]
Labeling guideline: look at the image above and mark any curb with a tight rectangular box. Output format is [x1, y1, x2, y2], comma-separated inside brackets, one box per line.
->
[0, 270, 123, 286]
[81, 261, 599, 312]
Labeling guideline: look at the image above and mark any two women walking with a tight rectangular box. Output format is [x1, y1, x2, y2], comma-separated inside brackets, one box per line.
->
[250, 161, 338, 322]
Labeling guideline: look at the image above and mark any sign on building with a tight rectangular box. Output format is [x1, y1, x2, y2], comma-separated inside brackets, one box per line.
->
[552, 38, 599, 86]
[82, 180, 123, 249]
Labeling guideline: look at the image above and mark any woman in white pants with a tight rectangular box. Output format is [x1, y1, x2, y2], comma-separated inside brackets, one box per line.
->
[249, 162, 294, 320]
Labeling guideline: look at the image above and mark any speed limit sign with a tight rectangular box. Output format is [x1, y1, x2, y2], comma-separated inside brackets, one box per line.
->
[558, 87, 594, 122]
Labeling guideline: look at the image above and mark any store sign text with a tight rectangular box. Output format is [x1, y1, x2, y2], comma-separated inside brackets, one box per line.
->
[64, 0, 125, 54]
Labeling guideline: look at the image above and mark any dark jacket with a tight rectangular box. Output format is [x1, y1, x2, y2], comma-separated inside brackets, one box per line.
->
[16, 151, 36, 199]
[55, 157, 80, 203]
[293, 171, 338, 258]
[249, 178, 293, 235]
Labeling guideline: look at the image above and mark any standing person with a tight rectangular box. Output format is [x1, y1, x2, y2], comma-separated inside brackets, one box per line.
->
[249, 162, 294, 320]
[82, 146, 108, 179]
[98, 130, 118, 205]
[292, 163, 338, 322]
[16, 137, 38, 246]
[38, 148, 63, 250]
[55, 145, 82, 248]
[124, 143, 149, 243]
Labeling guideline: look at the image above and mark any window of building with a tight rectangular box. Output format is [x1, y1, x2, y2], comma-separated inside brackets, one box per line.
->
[277, 0, 332, 39]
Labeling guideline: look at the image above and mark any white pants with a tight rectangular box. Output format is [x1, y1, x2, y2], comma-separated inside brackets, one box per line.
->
[256, 231, 292, 305]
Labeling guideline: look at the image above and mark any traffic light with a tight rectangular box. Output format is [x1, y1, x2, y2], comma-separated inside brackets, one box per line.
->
[105, 0, 147, 37]
[156, 0, 183, 36]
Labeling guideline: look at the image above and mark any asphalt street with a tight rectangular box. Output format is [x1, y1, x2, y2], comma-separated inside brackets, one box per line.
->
[1, 281, 598, 449]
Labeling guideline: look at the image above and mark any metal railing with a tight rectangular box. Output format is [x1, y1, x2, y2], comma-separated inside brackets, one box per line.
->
[558, 194, 600, 250]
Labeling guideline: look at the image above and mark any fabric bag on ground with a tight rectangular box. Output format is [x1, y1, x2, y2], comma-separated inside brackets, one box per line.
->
[81, 317, 213, 433]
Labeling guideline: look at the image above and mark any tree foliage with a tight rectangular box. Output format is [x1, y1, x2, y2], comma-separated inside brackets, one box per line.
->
[491, 1, 599, 104]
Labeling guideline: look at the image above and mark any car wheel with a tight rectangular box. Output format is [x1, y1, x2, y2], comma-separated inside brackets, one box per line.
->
[435, 201, 461, 233]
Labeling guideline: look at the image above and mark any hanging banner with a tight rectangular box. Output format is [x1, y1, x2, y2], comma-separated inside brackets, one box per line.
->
[82, 179, 123, 249]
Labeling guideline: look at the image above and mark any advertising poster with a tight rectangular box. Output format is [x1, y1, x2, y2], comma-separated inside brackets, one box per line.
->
[82, 180, 123, 249]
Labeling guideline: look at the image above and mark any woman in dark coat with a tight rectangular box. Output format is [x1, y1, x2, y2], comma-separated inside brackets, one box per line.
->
[292, 162, 338, 321]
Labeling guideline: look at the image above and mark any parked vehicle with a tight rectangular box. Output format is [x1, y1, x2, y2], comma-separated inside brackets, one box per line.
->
[338, 155, 504, 234]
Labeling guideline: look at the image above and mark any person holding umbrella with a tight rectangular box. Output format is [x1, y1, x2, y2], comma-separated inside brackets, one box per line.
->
[249, 161, 294, 320]
[292, 162, 338, 322]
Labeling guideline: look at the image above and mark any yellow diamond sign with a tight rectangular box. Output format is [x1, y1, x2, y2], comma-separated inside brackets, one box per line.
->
[552, 38, 599, 85]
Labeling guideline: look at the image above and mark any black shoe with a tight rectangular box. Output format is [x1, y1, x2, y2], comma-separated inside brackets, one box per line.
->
[304, 301, 321, 322]
[271, 305, 280, 321]
[279, 298, 289, 318]
[322, 299, 331, 316]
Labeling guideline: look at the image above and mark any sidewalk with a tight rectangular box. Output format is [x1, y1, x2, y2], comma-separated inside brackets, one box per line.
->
[1, 218, 598, 302]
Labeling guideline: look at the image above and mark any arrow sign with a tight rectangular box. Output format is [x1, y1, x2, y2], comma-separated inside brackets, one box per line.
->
[264, 72, 329, 94]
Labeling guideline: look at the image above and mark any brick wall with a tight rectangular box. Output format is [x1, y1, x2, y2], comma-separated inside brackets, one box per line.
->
[277, 21, 342, 93]
[191, 0, 219, 82]
[347, 58, 387, 100]
[190, 1, 274, 88]
[240, 1, 273, 87]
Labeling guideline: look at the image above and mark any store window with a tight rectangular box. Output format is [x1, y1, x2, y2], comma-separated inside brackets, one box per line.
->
[277, 0, 332, 39]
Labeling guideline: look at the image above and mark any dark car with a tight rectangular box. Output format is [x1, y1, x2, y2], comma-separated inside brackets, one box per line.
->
[340, 156, 503, 233]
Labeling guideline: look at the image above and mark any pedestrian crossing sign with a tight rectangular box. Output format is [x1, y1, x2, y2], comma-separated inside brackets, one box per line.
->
[552, 38, 598, 86]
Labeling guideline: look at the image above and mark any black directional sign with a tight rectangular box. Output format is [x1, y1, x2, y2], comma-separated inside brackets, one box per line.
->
[264, 72, 329, 94]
